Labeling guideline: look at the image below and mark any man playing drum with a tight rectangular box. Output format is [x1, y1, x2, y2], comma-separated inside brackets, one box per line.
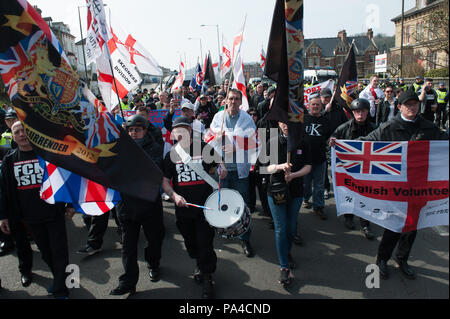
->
[162, 116, 227, 299]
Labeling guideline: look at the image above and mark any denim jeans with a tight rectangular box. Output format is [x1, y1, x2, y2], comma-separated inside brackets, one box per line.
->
[303, 161, 326, 209]
[268, 196, 303, 269]
[219, 170, 251, 241]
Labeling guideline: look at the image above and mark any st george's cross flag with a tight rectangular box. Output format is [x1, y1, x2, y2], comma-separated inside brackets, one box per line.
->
[332, 140, 449, 233]
[85, 0, 142, 111]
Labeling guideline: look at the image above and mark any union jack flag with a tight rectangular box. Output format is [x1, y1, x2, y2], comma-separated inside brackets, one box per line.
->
[39, 157, 121, 216]
[335, 140, 403, 176]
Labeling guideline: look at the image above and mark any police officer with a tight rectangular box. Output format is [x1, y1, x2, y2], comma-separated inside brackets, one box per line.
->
[360, 91, 448, 280]
[329, 99, 376, 240]
[411, 75, 424, 93]
[397, 78, 408, 92]
[435, 82, 448, 129]
[0, 110, 18, 148]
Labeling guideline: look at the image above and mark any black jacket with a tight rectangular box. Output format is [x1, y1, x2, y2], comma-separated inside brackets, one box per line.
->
[116, 133, 163, 222]
[360, 113, 448, 142]
[257, 99, 271, 119]
[376, 99, 399, 127]
[332, 119, 376, 140]
[324, 101, 349, 134]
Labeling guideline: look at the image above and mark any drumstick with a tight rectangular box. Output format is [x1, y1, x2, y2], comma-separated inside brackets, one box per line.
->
[186, 203, 213, 210]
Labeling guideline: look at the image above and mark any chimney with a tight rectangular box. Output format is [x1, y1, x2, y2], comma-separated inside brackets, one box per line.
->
[337, 30, 347, 43]
[367, 28, 374, 41]
[33, 5, 42, 16]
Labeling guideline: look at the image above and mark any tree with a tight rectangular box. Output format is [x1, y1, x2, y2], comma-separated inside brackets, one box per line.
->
[388, 48, 425, 78]
[410, 0, 449, 69]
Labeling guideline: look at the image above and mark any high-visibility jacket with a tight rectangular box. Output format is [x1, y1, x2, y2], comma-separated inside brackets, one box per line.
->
[0, 131, 12, 147]
[437, 89, 447, 104]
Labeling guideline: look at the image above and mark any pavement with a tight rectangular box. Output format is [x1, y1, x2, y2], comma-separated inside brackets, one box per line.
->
[0, 193, 448, 300]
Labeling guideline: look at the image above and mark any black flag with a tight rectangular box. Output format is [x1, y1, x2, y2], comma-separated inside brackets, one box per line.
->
[202, 53, 216, 94]
[335, 42, 358, 119]
[0, 0, 163, 202]
[265, 0, 305, 152]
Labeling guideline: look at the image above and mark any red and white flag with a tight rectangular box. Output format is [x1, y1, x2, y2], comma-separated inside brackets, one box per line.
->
[109, 16, 162, 76]
[260, 48, 266, 71]
[332, 140, 449, 233]
[221, 37, 231, 78]
[232, 28, 244, 64]
[86, 0, 142, 111]
[232, 52, 249, 111]
[171, 60, 185, 93]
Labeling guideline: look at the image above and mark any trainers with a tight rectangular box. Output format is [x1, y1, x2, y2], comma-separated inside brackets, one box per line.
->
[361, 226, 374, 240]
[279, 268, 292, 285]
[76, 245, 102, 256]
[193, 267, 202, 283]
[303, 200, 312, 209]
[324, 190, 329, 199]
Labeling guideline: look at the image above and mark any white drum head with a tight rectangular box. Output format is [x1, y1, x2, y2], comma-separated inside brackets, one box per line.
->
[204, 188, 245, 228]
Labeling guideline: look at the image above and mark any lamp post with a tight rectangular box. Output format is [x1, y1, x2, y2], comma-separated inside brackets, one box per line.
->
[200, 24, 221, 82]
[188, 37, 203, 63]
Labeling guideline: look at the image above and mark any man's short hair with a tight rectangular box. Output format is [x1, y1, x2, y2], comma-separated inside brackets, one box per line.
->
[425, 77, 433, 83]
[227, 88, 242, 100]
[369, 75, 379, 82]
[136, 106, 149, 115]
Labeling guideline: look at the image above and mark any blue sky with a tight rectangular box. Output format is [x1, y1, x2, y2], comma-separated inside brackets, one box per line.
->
[30, 0, 415, 70]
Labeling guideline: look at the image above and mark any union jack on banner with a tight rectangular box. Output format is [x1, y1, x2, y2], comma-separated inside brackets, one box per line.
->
[335, 141, 403, 175]
[39, 157, 121, 216]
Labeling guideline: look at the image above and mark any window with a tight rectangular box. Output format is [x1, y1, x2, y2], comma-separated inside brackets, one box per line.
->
[416, 23, 420, 42]
[404, 26, 410, 44]
[420, 22, 424, 42]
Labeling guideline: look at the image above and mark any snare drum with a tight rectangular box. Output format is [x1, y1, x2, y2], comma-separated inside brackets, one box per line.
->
[204, 188, 251, 239]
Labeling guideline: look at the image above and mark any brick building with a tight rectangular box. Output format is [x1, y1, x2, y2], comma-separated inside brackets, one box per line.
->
[390, 0, 448, 72]
[304, 29, 379, 77]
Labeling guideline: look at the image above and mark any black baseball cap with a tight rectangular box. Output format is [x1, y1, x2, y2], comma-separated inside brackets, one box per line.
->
[5, 109, 17, 119]
[398, 91, 419, 105]
[126, 114, 148, 129]
[172, 116, 191, 129]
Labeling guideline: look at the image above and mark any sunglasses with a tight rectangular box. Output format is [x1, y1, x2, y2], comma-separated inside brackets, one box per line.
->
[385, 90, 393, 93]
[249, 113, 257, 116]
[128, 127, 144, 133]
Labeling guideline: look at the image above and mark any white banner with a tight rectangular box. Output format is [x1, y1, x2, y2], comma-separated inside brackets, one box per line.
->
[374, 53, 387, 73]
[332, 140, 449, 233]
[303, 79, 334, 109]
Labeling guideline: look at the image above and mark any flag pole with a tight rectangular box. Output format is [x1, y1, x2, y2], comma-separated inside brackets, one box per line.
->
[221, 13, 247, 134]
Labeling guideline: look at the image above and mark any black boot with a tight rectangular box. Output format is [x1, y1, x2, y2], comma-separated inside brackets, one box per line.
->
[201, 274, 214, 299]
[394, 258, 416, 280]
[241, 240, 254, 258]
[376, 258, 389, 280]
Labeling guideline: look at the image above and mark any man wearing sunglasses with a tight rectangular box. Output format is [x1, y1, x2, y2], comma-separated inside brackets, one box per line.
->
[376, 85, 398, 127]
[110, 115, 165, 296]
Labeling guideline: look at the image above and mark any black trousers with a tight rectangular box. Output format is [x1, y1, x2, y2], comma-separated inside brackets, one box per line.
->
[344, 214, 370, 228]
[377, 229, 417, 262]
[82, 211, 110, 249]
[176, 214, 217, 275]
[118, 209, 165, 288]
[9, 221, 33, 275]
[27, 214, 69, 297]
[435, 103, 448, 127]
[248, 171, 271, 217]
